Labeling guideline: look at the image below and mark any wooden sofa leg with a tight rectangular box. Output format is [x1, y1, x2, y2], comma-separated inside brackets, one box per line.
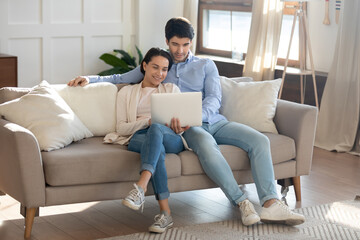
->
[292, 176, 301, 201]
[23, 207, 37, 239]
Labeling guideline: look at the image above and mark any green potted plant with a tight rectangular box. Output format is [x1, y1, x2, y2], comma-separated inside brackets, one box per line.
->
[98, 46, 143, 76]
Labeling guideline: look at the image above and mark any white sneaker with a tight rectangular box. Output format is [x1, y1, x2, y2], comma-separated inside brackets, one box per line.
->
[260, 200, 305, 226]
[122, 184, 145, 211]
[148, 211, 173, 233]
[238, 199, 260, 226]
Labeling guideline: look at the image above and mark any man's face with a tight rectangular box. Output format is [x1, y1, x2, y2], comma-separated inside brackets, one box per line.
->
[166, 36, 192, 63]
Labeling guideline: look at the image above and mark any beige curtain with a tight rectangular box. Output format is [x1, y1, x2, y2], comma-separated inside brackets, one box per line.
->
[315, 0, 360, 155]
[243, 0, 283, 81]
[183, 0, 198, 54]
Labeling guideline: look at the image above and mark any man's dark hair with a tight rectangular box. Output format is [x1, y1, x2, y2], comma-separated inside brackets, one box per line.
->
[165, 17, 194, 41]
[140, 47, 173, 74]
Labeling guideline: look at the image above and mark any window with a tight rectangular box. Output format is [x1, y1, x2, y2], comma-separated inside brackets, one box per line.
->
[197, 0, 301, 67]
[198, 0, 252, 58]
[277, 2, 300, 66]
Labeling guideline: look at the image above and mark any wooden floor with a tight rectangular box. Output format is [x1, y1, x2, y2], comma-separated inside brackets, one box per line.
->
[0, 147, 359, 240]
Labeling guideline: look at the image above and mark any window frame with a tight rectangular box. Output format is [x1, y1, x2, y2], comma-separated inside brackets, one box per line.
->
[277, 1, 301, 67]
[196, 0, 302, 67]
[197, 0, 252, 58]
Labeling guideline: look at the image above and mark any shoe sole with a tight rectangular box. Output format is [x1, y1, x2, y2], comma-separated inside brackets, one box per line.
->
[149, 222, 173, 233]
[242, 217, 261, 226]
[261, 218, 305, 226]
[122, 199, 143, 211]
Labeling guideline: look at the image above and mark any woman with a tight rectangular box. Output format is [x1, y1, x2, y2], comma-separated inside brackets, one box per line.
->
[104, 47, 188, 233]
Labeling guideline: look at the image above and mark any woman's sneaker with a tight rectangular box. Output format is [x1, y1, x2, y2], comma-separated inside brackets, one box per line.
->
[148, 211, 173, 233]
[260, 200, 305, 225]
[238, 199, 261, 226]
[122, 183, 145, 211]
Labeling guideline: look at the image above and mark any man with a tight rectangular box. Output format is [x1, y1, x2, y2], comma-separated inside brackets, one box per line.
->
[68, 17, 305, 227]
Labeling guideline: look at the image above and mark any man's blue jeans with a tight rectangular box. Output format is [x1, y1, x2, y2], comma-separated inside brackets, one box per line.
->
[183, 120, 278, 206]
[128, 123, 184, 201]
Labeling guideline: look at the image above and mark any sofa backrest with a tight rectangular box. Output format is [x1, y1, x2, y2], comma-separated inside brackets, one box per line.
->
[0, 87, 30, 104]
[1, 76, 281, 136]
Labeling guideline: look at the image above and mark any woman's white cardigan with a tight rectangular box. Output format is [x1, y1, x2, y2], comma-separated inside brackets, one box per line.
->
[104, 82, 180, 145]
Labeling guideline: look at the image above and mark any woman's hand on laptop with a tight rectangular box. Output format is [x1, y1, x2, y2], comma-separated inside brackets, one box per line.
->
[67, 76, 90, 87]
[168, 118, 190, 134]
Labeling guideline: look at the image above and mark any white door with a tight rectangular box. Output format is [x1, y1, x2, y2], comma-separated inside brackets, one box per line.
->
[0, 0, 138, 87]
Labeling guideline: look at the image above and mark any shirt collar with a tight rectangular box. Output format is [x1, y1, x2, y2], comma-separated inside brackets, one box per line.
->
[184, 51, 194, 63]
[173, 51, 194, 64]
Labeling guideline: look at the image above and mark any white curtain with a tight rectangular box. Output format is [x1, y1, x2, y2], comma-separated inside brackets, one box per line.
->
[243, 0, 283, 81]
[315, 0, 360, 155]
[183, 0, 198, 54]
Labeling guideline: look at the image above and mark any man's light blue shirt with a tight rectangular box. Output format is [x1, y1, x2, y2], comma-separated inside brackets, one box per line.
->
[89, 51, 226, 124]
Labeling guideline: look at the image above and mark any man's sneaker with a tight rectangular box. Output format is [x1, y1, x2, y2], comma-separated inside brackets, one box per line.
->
[122, 183, 145, 211]
[260, 200, 305, 226]
[148, 211, 173, 233]
[238, 199, 260, 226]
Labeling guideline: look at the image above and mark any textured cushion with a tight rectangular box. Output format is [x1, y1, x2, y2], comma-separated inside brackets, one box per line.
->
[180, 133, 296, 176]
[0, 80, 93, 151]
[220, 77, 282, 133]
[52, 82, 118, 136]
[42, 137, 182, 186]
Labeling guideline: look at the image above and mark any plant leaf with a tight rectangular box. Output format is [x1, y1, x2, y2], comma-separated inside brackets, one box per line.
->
[136, 45, 143, 65]
[99, 53, 128, 69]
[113, 49, 136, 67]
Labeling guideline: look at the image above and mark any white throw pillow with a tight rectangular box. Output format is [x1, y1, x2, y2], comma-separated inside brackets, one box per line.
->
[220, 77, 282, 133]
[52, 82, 117, 136]
[225, 76, 253, 83]
[0, 80, 93, 151]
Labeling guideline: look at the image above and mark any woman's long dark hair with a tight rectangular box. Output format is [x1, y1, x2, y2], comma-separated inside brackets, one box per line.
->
[140, 47, 173, 74]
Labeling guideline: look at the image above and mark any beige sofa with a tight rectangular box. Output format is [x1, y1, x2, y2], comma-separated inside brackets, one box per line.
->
[0, 79, 318, 238]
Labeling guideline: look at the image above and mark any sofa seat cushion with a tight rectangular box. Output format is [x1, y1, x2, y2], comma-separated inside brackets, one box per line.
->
[42, 137, 182, 187]
[180, 133, 296, 176]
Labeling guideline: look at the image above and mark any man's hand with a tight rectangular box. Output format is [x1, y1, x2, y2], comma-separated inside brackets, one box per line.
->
[167, 118, 190, 134]
[67, 76, 90, 87]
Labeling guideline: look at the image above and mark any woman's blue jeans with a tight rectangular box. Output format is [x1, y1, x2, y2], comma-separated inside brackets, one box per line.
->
[183, 120, 278, 206]
[128, 123, 184, 200]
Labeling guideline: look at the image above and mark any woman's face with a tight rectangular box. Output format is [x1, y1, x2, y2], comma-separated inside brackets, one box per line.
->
[142, 55, 169, 88]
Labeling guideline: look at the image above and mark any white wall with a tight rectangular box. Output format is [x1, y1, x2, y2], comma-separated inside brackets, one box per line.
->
[0, 0, 138, 87]
[0, 0, 184, 87]
[308, 1, 339, 73]
[137, 0, 184, 53]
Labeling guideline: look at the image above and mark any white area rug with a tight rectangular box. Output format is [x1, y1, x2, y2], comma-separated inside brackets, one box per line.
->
[99, 196, 360, 240]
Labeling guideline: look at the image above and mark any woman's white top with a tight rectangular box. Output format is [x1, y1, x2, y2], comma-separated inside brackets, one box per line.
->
[136, 86, 158, 120]
[103, 82, 180, 145]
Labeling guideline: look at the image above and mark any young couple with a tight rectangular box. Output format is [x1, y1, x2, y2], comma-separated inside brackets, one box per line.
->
[68, 17, 305, 233]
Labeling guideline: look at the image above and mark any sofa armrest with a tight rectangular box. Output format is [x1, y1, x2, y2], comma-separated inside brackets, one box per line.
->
[273, 100, 318, 176]
[0, 118, 46, 207]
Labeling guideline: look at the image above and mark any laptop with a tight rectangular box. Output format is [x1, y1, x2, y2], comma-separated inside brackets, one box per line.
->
[151, 92, 202, 127]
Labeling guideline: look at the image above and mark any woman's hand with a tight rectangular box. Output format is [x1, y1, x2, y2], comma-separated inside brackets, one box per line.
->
[67, 76, 90, 87]
[167, 118, 190, 134]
